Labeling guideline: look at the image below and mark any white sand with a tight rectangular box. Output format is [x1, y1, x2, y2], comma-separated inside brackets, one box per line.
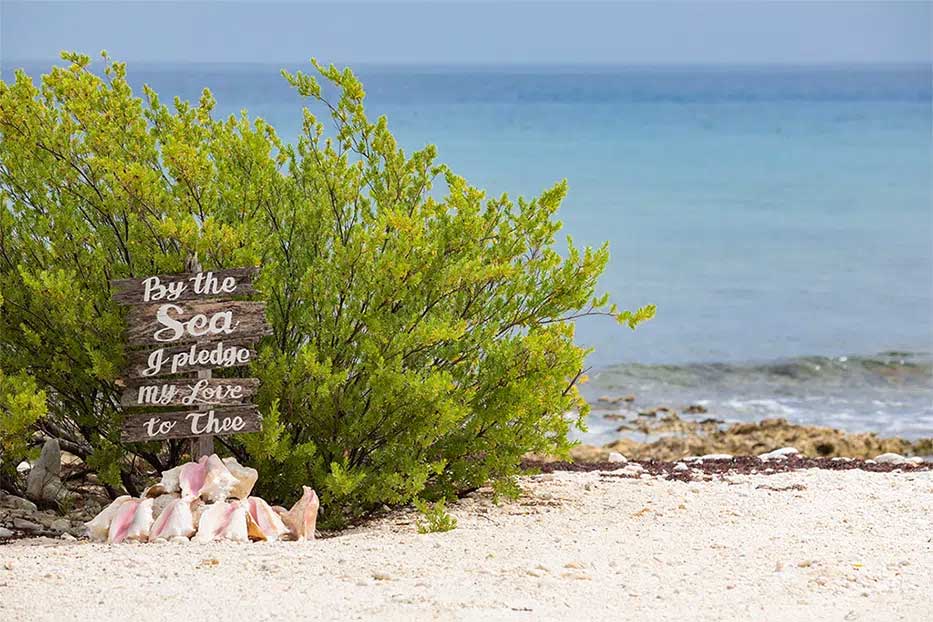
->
[1, 467, 931, 622]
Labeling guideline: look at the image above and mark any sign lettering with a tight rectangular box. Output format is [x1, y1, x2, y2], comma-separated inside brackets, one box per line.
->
[111, 266, 267, 444]
[111, 268, 257, 305]
[120, 406, 262, 442]
[121, 378, 259, 409]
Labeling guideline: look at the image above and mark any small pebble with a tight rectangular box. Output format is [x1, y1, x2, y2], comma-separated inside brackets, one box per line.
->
[874, 453, 907, 464]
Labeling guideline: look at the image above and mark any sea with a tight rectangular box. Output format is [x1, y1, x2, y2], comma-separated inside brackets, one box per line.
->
[6, 61, 932, 440]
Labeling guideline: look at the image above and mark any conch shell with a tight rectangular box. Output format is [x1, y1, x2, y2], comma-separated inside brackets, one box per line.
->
[107, 497, 154, 543]
[156, 454, 241, 502]
[223, 457, 258, 499]
[149, 497, 196, 541]
[85, 495, 133, 542]
[244, 497, 290, 542]
[151, 493, 180, 520]
[193, 500, 248, 543]
[157, 464, 184, 494]
[180, 455, 238, 502]
[277, 486, 319, 541]
[84, 460, 321, 545]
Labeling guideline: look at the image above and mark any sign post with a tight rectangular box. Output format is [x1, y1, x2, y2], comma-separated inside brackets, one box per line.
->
[111, 266, 268, 456]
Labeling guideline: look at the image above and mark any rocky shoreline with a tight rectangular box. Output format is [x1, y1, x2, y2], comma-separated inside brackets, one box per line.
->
[525, 452, 932, 482]
[567, 399, 932, 462]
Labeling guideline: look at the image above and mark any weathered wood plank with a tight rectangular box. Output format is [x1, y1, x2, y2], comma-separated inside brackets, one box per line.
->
[125, 339, 258, 378]
[111, 268, 258, 305]
[120, 378, 259, 409]
[124, 300, 270, 346]
[121, 405, 262, 442]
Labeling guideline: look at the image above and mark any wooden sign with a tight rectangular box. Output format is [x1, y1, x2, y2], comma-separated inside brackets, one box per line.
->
[124, 301, 271, 346]
[120, 406, 262, 442]
[111, 265, 267, 446]
[120, 378, 259, 409]
[125, 339, 257, 379]
[111, 268, 257, 305]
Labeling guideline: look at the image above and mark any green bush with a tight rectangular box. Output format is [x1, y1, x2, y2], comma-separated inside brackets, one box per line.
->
[0, 52, 653, 526]
[414, 499, 458, 534]
[0, 368, 47, 489]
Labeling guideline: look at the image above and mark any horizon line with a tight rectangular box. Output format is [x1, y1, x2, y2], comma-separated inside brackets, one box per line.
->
[4, 58, 931, 70]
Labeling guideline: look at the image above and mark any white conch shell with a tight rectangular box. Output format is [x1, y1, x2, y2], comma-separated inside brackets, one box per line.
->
[107, 498, 154, 543]
[157, 464, 184, 494]
[84, 495, 132, 542]
[179, 455, 237, 502]
[223, 503, 249, 542]
[193, 500, 248, 543]
[278, 486, 319, 541]
[150, 496, 196, 541]
[244, 497, 289, 542]
[198, 455, 238, 502]
[223, 457, 258, 500]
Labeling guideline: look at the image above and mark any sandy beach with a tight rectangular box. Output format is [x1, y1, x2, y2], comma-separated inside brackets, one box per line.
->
[2, 465, 930, 622]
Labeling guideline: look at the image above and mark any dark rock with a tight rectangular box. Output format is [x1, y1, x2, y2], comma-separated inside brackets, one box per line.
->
[26, 439, 64, 503]
[0, 494, 38, 513]
[12, 518, 42, 532]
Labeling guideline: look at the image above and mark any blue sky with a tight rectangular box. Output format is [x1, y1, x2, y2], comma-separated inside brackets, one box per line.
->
[2, 1, 930, 65]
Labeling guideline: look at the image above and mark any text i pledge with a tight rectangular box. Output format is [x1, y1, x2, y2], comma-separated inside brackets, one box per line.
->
[143, 341, 251, 376]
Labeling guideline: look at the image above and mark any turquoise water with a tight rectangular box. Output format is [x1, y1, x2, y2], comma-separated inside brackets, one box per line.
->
[6, 62, 932, 436]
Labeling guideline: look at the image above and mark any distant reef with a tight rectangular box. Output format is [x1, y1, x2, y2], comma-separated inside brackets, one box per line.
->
[549, 414, 932, 463]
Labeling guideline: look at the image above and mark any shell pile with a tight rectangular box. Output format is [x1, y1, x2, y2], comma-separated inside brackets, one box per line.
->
[84, 454, 319, 544]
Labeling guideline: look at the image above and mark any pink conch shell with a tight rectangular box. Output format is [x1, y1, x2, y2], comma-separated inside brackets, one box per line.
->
[157, 455, 247, 502]
[107, 498, 154, 543]
[178, 456, 209, 498]
[278, 486, 319, 541]
[244, 497, 289, 542]
[150, 496, 196, 541]
[84, 495, 132, 542]
[183, 455, 237, 502]
[222, 457, 258, 499]
[193, 500, 248, 543]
